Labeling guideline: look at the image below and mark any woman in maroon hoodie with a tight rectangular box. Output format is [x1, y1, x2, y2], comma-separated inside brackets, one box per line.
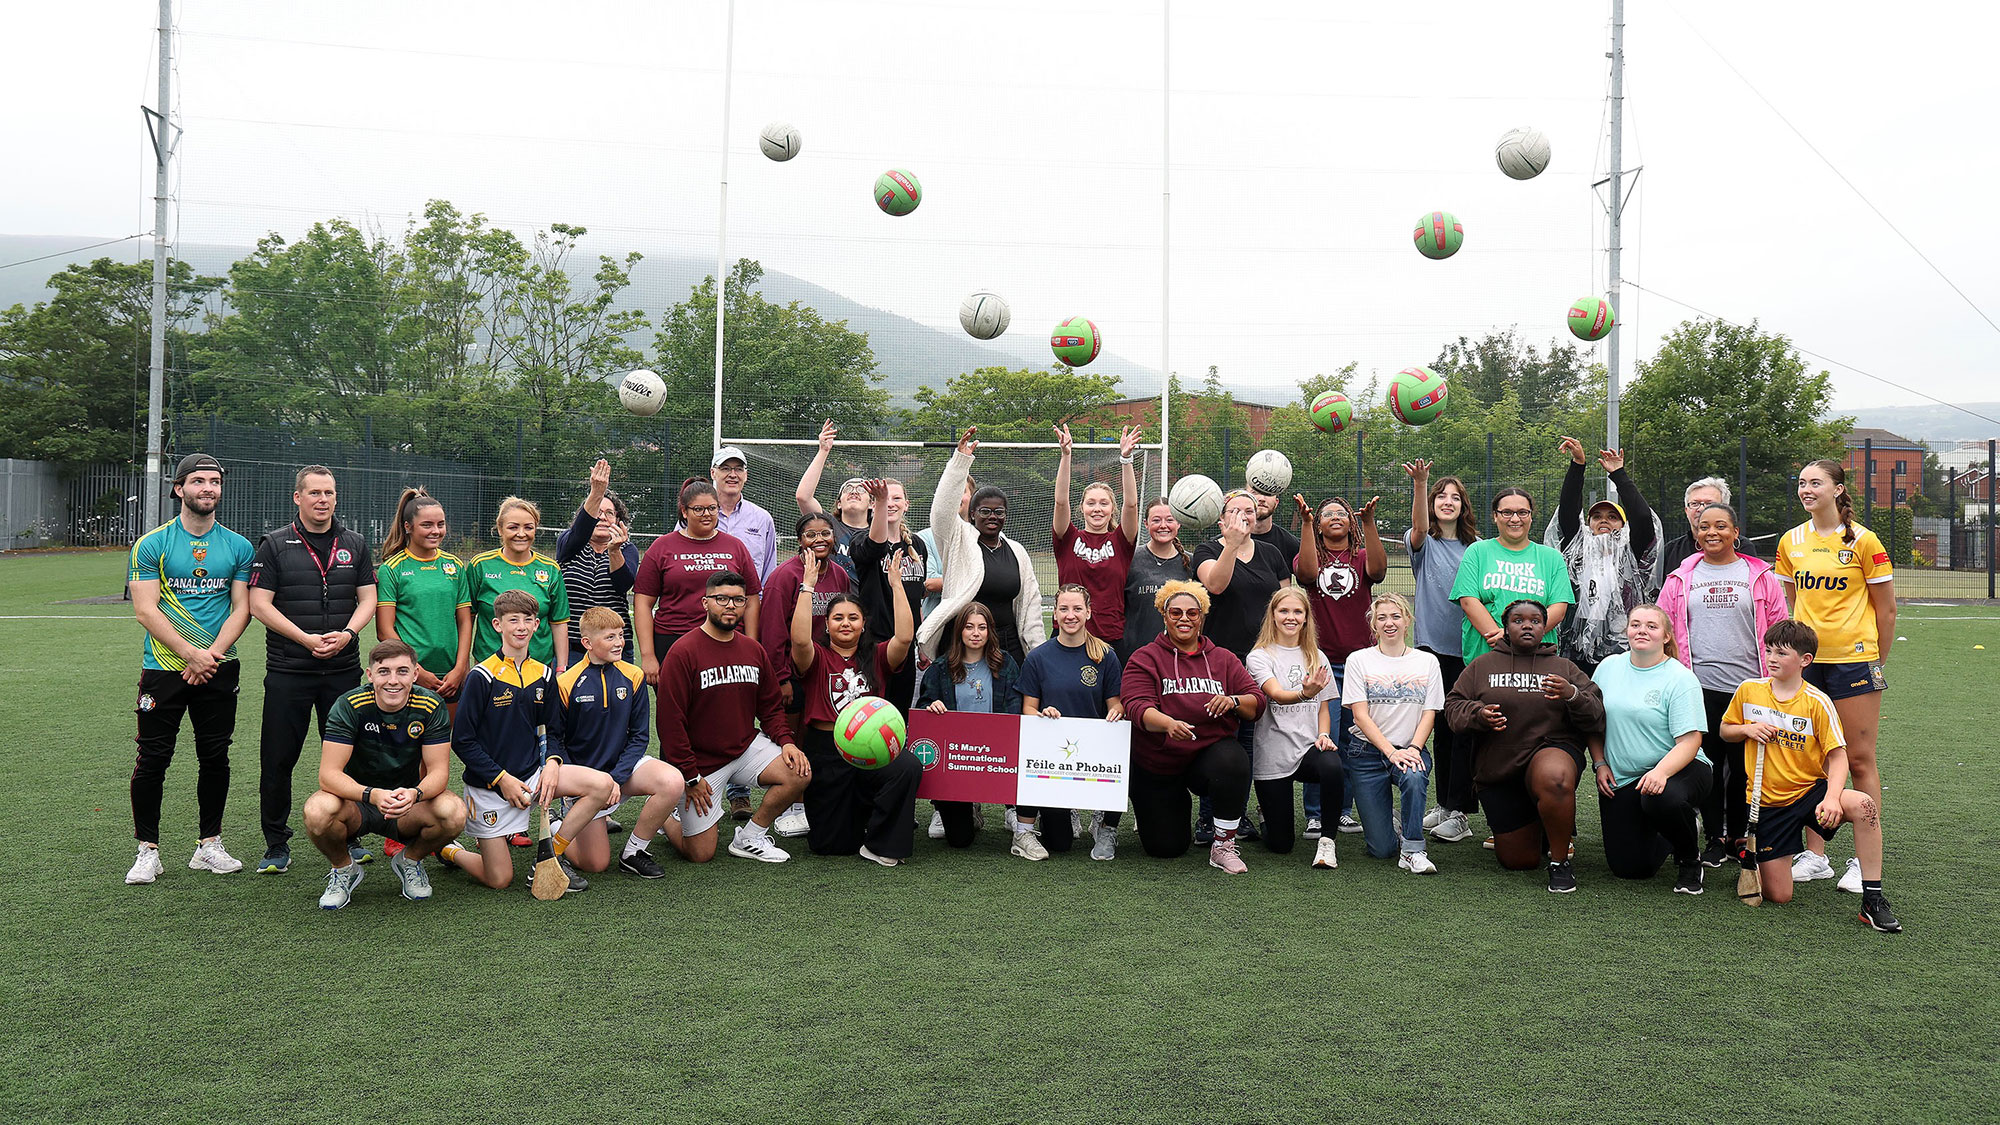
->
[1444, 599, 1604, 894]
[1120, 579, 1267, 873]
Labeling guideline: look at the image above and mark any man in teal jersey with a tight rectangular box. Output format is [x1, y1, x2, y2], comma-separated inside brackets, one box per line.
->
[125, 454, 257, 886]
[302, 640, 465, 908]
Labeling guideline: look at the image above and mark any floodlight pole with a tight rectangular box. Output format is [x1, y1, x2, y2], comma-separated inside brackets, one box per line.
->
[144, 0, 174, 530]
[710, 0, 736, 462]
[1605, 0, 1625, 454]
[1158, 0, 1172, 495]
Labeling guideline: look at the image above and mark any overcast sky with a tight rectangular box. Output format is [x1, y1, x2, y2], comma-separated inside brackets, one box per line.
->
[4, 0, 1997, 424]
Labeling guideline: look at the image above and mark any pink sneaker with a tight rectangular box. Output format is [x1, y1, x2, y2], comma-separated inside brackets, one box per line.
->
[1208, 838, 1248, 875]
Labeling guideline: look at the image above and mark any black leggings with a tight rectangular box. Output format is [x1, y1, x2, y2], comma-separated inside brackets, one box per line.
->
[1695, 687, 1748, 844]
[800, 727, 922, 859]
[1131, 741, 1252, 858]
[1599, 760, 1712, 878]
[1253, 748, 1346, 855]
[1422, 649, 1474, 814]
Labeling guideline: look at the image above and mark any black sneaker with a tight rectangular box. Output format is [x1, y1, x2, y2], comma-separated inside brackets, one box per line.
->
[1238, 816, 1261, 843]
[1699, 841, 1731, 869]
[1547, 860, 1578, 894]
[558, 857, 588, 893]
[606, 818, 626, 835]
[1859, 892, 1902, 934]
[618, 848, 665, 880]
[1193, 817, 1214, 846]
[1674, 862, 1704, 895]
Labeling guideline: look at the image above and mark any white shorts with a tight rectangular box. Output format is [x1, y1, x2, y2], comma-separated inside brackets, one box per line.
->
[678, 734, 784, 836]
[466, 769, 540, 840]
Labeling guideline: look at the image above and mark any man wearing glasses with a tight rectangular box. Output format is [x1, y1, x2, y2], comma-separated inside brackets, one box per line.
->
[656, 571, 811, 864]
[710, 446, 778, 580]
[1660, 476, 1752, 571]
[1448, 488, 1575, 662]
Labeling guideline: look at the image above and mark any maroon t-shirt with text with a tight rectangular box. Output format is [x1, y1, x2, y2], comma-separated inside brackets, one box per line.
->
[800, 640, 898, 727]
[1054, 524, 1134, 643]
[656, 627, 793, 779]
[634, 530, 762, 639]
[758, 552, 852, 685]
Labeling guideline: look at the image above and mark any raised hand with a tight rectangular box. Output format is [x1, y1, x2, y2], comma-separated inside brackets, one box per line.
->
[1598, 448, 1627, 474]
[1293, 492, 1313, 521]
[1119, 425, 1143, 460]
[589, 457, 611, 490]
[1558, 436, 1587, 465]
[865, 477, 891, 502]
[1403, 458, 1432, 482]
[1355, 495, 1380, 526]
[817, 419, 838, 454]
[1053, 422, 1074, 457]
[957, 427, 979, 458]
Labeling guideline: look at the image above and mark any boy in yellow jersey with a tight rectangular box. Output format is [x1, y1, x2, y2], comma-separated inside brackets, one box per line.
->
[441, 590, 613, 892]
[301, 641, 466, 909]
[552, 608, 686, 879]
[1721, 620, 1900, 933]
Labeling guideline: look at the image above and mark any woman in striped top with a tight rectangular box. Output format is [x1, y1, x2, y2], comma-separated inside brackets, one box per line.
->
[557, 459, 640, 656]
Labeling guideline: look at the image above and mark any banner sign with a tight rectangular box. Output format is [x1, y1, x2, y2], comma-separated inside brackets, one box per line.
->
[909, 712, 1131, 812]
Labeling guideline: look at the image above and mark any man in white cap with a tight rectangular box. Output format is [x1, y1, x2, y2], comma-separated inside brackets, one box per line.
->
[711, 445, 778, 581]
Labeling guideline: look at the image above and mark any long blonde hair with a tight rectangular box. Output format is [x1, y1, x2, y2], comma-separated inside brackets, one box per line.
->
[1052, 583, 1110, 663]
[1252, 587, 1325, 676]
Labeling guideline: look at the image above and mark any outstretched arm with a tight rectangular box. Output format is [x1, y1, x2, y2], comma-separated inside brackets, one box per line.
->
[1052, 423, 1074, 538]
[1404, 459, 1433, 554]
[1555, 438, 1587, 545]
[1602, 449, 1656, 557]
[1356, 496, 1387, 583]
[796, 419, 836, 517]
[1119, 425, 1142, 543]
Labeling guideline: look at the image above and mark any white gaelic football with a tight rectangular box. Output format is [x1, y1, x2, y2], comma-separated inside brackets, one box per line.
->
[759, 122, 802, 162]
[1246, 449, 1292, 496]
[1494, 127, 1551, 180]
[958, 291, 1011, 340]
[618, 368, 666, 416]
[1169, 474, 1225, 528]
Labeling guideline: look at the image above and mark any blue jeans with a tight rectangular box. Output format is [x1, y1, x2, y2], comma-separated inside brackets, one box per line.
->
[1343, 745, 1432, 859]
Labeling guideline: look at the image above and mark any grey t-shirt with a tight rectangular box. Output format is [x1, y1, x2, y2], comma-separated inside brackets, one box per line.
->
[1406, 530, 1471, 657]
[1118, 547, 1192, 659]
[955, 659, 997, 713]
[1246, 644, 1339, 781]
[1684, 557, 1760, 692]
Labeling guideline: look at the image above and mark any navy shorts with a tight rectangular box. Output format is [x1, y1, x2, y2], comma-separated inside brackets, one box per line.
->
[1477, 743, 1586, 835]
[1752, 778, 1845, 863]
[1803, 659, 1885, 700]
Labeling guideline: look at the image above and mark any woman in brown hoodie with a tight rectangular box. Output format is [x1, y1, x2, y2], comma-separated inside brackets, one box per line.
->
[1444, 599, 1603, 893]
[1120, 580, 1267, 873]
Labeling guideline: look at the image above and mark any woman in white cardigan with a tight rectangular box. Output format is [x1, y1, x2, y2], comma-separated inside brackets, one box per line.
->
[918, 427, 1046, 662]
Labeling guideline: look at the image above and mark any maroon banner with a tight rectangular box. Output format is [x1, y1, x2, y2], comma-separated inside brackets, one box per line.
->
[908, 710, 1020, 805]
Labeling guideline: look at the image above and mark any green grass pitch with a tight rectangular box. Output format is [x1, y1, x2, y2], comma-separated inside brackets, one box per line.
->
[3, 551, 1995, 1123]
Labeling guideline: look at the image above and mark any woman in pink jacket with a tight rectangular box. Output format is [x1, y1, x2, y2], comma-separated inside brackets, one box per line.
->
[1654, 502, 1786, 868]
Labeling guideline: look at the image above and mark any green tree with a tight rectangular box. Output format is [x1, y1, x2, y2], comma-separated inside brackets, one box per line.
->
[1168, 366, 1260, 482]
[654, 259, 888, 459]
[1620, 318, 1849, 540]
[904, 363, 1126, 443]
[392, 199, 524, 389]
[0, 257, 217, 462]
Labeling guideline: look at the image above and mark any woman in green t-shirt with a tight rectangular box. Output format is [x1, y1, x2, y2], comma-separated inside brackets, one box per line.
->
[374, 487, 473, 704]
[1448, 487, 1574, 662]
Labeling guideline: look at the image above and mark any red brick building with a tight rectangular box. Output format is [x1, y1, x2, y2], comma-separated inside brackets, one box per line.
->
[1105, 395, 1281, 444]
[1842, 428, 1925, 507]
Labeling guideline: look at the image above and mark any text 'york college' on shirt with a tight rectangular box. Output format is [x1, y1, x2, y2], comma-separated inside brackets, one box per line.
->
[1447, 538, 1575, 662]
[656, 628, 794, 780]
[634, 530, 762, 639]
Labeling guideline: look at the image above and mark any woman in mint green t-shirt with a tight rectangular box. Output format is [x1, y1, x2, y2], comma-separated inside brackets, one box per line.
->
[1449, 487, 1574, 662]
[1587, 604, 1710, 893]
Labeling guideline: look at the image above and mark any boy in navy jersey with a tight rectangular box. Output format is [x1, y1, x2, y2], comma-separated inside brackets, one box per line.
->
[554, 607, 687, 879]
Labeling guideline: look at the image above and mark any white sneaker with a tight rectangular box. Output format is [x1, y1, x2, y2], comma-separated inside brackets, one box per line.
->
[187, 838, 243, 874]
[318, 864, 364, 909]
[858, 844, 903, 867]
[1070, 809, 1084, 837]
[727, 825, 790, 863]
[1010, 829, 1049, 861]
[1792, 851, 1837, 882]
[1337, 813, 1364, 835]
[1422, 807, 1446, 831]
[1302, 817, 1324, 840]
[390, 852, 433, 901]
[125, 844, 164, 885]
[1836, 856, 1864, 893]
[1090, 824, 1117, 861]
[1430, 812, 1473, 842]
[1003, 807, 1023, 835]
[927, 810, 945, 839]
[1399, 850, 1438, 875]
[773, 803, 810, 838]
[1312, 837, 1339, 869]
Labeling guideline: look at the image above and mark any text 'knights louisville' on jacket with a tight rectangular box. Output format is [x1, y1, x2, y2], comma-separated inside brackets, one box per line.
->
[555, 659, 651, 786]
[454, 653, 566, 788]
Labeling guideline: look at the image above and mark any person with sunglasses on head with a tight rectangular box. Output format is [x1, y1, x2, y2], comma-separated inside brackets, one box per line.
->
[1547, 438, 1663, 675]
[1775, 459, 1897, 895]
[1402, 459, 1481, 845]
[918, 427, 1045, 664]
[1120, 580, 1266, 873]
[796, 419, 875, 582]
[556, 459, 640, 658]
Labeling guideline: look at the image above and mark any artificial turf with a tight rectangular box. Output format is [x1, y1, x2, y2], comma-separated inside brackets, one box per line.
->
[3, 550, 1993, 1123]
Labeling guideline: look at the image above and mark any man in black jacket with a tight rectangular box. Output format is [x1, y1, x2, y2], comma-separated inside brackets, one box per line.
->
[247, 466, 378, 873]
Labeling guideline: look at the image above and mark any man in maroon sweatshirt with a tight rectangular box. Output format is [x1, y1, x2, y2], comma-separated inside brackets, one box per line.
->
[1119, 580, 1267, 871]
[658, 571, 810, 864]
